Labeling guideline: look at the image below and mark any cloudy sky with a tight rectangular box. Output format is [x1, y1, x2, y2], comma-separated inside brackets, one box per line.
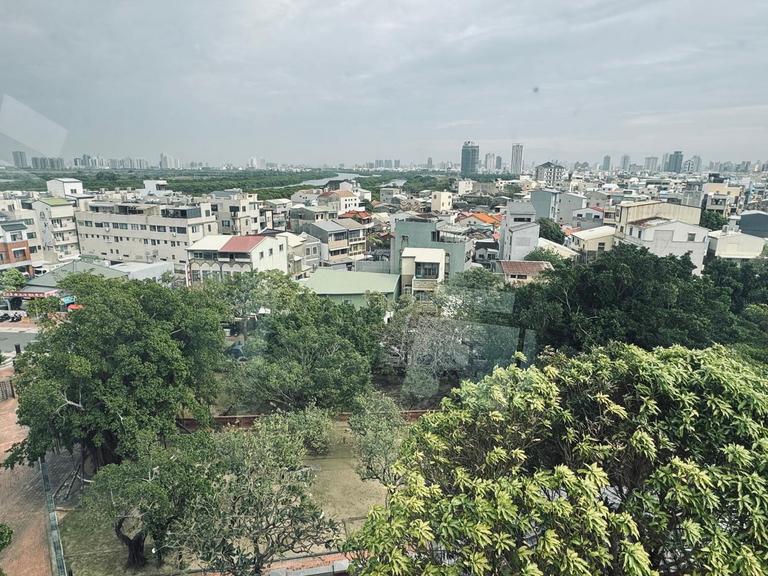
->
[1, 0, 767, 167]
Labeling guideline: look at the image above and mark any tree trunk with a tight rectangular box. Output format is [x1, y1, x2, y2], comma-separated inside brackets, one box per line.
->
[240, 317, 248, 341]
[115, 518, 147, 569]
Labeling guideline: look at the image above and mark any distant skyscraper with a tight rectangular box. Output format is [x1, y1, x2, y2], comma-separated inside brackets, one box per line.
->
[691, 155, 702, 173]
[427, 157, 433, 171]
[485, 153, 496, 171]
[620, 154, 631, 171]
[644, 156, 658, 171]
[602, 155, 611, 171]
[461, 141, 480, 174]
[662, 153, 671, 172]
[258, 157, 267, 170]
[668, 151, 684, 173]
[394, 159, 400, 169]
[510, 144, 524, 175]
[495, 156, 502, 170]
[12, 151, 28, 168]
[384, 159, 393, 169]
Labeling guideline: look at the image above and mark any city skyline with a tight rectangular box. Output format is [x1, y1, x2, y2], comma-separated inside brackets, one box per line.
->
[1, 0, 767, 166]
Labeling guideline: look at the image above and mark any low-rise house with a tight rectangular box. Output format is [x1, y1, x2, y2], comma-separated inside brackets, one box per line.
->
[290, 189, 322, 206]
[457, 213, 499, 228]
[270, 231, 321, 279]
[303, 220, 351, 263]
[571, 226, 616, 262]
[618, 217, 708, 274]
[335, 218, 367, 260]
[473, 238, 499, 268]
[530, 188, 561, 220]
[538, 237, 579, 260]
[186, 234, 289, 283]
[206, 189, 261, 235]
[264, 199, 292, 229]
[301, 268, 400, 307]
[499, 201, 538, 260]
[430, 190, 453, 212]
[317, 190, 359, 213]
[707, 228, 766, 263]
[571, 206, 605, 230]
[400, 247, 445, 296]
[288, 206, 338, 231]
[558, 192, 588, 225]
[0, 220, 34, 276]
[496, 260, 553, 285]
[390, 216, 473, 278]
[613, 200, 701, 237]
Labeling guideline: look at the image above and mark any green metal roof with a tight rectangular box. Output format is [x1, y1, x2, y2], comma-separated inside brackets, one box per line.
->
[38, 197, 71, 207]
[26, 261, 127, 288]
[301, 269, 400, 296]
[0, 221, 27, 231]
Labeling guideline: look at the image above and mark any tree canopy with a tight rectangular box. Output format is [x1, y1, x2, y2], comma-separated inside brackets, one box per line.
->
[5, 275, 226, 469]
[348, 343, 768, 575]
[1, 268, 26, 292]
[699, 209, 729, 231]
[537, 217, 565, 244]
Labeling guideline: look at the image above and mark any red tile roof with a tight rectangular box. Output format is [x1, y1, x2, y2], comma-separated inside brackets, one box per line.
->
[220, 235, 266, 253]
[460, 213, 498, 225]
[590, 206, 605, 213]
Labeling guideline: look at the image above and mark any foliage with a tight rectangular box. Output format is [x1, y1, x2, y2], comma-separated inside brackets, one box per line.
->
[348, 343, 768, 575]
[229, 288, 385, 412]
[5, 275, 227, 469]
[167, 426, 337, 576]
[732, 304, 768, 365]
[699, 209, 729, 231]
[84, 433, 218, 568]
[512, 244, 734, 354]
[524, 246, 568, 269]
[24, 295, 63, 328]
[0, 523, 11, 576]
[281, 404, 334, 455]
[1, 268, 26, 292]
[704, 257, 768, 313]
[349, 392, 407, 487]
[401, 365, 439, 407]
[537, 216, 565, 244]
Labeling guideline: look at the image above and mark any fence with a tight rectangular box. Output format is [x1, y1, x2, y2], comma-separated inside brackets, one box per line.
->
[0, 378, 13, 401]
[177, 410, 430, 432]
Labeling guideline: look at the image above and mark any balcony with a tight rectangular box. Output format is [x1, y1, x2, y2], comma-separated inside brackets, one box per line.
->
[412, 278, 439, 291]
[328, 239, 348, 250]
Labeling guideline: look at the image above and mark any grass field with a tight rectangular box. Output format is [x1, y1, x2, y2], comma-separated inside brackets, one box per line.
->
[59, 426, 385, 575]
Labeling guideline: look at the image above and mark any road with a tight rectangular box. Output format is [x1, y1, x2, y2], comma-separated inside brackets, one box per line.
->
[0, 328, 37, 355]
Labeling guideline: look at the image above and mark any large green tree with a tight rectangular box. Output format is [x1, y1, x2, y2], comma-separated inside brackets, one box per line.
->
[5, 275, 226, 469]
[1, 268, 26, 292]
[167, 424, 336, 576]
[512, 243, 734, 353]
[704, 257, 768, 314]
[348, 344, 768, 575]
[84, 433, 218, 568]
[699, 209, 729, 231]
[0, 523, 12, 576]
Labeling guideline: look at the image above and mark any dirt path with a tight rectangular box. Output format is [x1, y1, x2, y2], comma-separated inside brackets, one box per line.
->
[0, 395, 52, 576]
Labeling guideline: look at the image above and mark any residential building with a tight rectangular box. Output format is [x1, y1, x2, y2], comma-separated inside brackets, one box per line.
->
[108, 261, 174, 281]
[301, 269, 400, 307]
[76, 200, 217, 273]
[602, 155, 611, 171]
[510, 144, 524, 175]
[668, 151, 684, 173]
[495, 156, 502, 171]
[206, 189, 261, 235]
[534, 162, 565, 188]
[571, 226, 616, 262]
[530, 188, 561, 221]
[288, 206, 338, 231]
[430, 190, 453, 212]
[461, 141, 480, 174]
[537, 237, 579, 260]
[303, 220, 352, 263]
[186, 234, 288, 282]
[620, 155, 631, 171]
[456, 180, 474, 196]
[618, 217, 708, 274]
[400, 247, 445, 296]
[335, 218, 367, 260]
[485, 153, 496, 171]
[390, 216, 473, 278]
[613, 200, 701, 237]
[644, 157, 659, 171]
[47, 178, 83, 197]
[458, 213, 499, 228]
[0, 220, 34, 275]
[473, 238, 499, 268]
[12, 151, 28, 168]
[291, 189, 322, 205]
[34, 197, 80, 263]
[274, 231, 320, 279]
[707, 228, 766, 263]
[264, 198, 291, 229]
[427, 157, 433, 171]
[496, 260, 553, 285]
[380, 188, 403, 204]
[558, 192, 588, 225]
[317, 190, 360, 213]
[571, 206, 605, 230]
[738, 211, 768, 239]
[499, 202, 539, 261]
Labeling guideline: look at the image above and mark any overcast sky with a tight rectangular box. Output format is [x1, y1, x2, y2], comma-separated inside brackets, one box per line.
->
[1, 0, 767, 167]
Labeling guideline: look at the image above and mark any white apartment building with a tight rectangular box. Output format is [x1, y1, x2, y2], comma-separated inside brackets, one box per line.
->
[47, 178, 84, 198]
[75, 200, 218, 273]
[430, 190, 453, 212]
[33, 197, 80, 263]
[534, 162, 565, 188]
[618, 217, 709, 274]
[707, 228, 766, 262]
[186, 234, 289, 283]
[206, 189, 261, 235]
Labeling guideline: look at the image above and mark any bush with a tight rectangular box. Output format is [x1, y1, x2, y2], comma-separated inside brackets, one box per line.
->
[282, 404, 334, 455]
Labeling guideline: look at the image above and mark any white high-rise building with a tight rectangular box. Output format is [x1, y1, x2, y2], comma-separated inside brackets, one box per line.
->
[485, 153, 496, 171]
[258, 157, 267, 170]
[621, 154, 631, 171]
[510, 144, 524, 175]
[644, 156, 658, 171]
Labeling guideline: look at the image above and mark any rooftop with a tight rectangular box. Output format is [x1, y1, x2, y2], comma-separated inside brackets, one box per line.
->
[38, 197, 72, 207]
[27, 261, 127, 288]
[301, 269, 400, 296]
[498, 260, 554, 276]
[628, 217, 671, 228]
[505, 201, 536, 214]
[572, 226, 617, 241]
[187, 235, 232, 252]
[220, 235, 267, 253]
[402, 247, 446, 262]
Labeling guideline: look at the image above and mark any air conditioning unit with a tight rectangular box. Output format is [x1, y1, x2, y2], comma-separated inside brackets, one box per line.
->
[172, 232, 176, 237]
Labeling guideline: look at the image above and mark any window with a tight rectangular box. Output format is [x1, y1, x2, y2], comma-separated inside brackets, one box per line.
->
[119, 223, 128, 229]
[598, 242, 606, 252]
[157, 226, 166, 232]
[269, 248, 273, 256]
[12, 248, 26, 259]
[205, 210, 211, 217]
[10, 233, 22, 241]
[130, 224, 138, 230]
[279, 244, 283, 251]
[637, 230, 642, 239]
[259, 251, 264, 259]
[687, 233, 696, 241]
[312, 247, 318, 255]
[207, 225, 212, 232]
[95, 222, 104, 228]
[140, 224, 147, 230]
[83, 220, 93, 227]
[191, 226, 198, 233]
[149, 225, 157, 231]
[306, 248, 311, 255]
[27, 232, 36, 239]
[175, 226, 186, 234]
[222, 220, 231, 227]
